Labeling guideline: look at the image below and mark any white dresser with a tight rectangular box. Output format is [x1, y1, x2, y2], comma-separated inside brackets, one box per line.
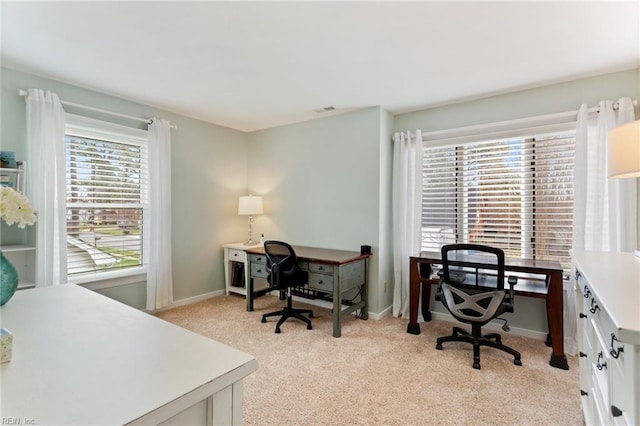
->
[573, 250, 640, 426]
[0, 284, 257, 425]
[223, 242, 263, 296]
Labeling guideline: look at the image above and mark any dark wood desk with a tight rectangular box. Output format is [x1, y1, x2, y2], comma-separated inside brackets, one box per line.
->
[408, 251, 569, 370]
[245, 245, 370, 338]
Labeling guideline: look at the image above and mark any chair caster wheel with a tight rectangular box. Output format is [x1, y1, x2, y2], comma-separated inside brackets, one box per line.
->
[261, 317, 267, 323]
[307, 324, 312, 330]
[473, 363, 481, 370]
[435, 343, 443, 350]
[514, 359, 522, 366]
[275, 327, 281, 334]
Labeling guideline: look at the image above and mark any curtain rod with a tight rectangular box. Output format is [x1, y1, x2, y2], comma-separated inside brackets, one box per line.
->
[18, 90, 177, 129]
[419, 98, 638, 140]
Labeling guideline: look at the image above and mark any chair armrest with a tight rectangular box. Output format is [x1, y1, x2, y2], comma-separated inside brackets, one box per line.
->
[506, 275, 517, 303]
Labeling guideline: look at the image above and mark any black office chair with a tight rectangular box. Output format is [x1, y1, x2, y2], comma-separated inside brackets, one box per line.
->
[435, 243, 521, 370]
[261, 240, 313, 333]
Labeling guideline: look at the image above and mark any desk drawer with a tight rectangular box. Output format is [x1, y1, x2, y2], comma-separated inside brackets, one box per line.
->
[308, 272, 334, 292]
[228, 249, 246, 262]
[250, 262, 269, 279]
[309, 263, 333, 275]
[249, 254, 267, 265]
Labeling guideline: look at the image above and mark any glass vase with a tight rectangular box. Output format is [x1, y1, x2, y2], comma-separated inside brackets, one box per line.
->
[0, 251, 19, 306]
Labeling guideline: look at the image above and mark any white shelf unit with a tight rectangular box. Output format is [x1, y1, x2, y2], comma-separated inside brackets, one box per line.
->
[222, 242, 267, 296]
[1, 161, 37, 289]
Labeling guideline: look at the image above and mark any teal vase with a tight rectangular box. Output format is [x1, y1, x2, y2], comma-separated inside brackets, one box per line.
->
[0, 251, 19, 306]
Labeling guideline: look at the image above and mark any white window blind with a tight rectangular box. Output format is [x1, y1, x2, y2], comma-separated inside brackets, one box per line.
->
[422, 131, 575, 270]
[65, 116, 148, 277]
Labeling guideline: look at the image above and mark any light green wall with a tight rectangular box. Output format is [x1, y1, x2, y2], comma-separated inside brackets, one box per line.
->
[378, 109, 395, 312]
[0, 67, 249, 306]
[247, 107, 389, 313]
[395, 69, 640, 132]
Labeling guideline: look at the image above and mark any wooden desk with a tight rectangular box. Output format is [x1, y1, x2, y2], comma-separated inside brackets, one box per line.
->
[245, 245, 370, 338]
[0, 284, 257, 425]
[408, 251, 569, 370]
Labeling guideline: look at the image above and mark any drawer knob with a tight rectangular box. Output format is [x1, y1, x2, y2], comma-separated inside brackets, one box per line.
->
[579, 352, 587, 358]
[610, 333, 624, 359]
[579, 313, 587, 319]
[580, 390, 588, 396]
[318, 280, 324, 285]
[596, 352, 607, 370]
[589, 298, 600, 314]
[611, 405, 623, 418]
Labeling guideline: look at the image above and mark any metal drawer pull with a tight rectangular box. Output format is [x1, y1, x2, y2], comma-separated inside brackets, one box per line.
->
[318, 280, 324, 285]
[611, 405, 623, 418]
[583, 284, 590, 299]
[596, 352, 607, 370]
[580, 390, 588, 396]
[579, 352, 587, 358]
[589, 298, 600, 314]
[579, 313, 587, 319]
[610, 334, 624, 359]
[575, 269, 581, 280]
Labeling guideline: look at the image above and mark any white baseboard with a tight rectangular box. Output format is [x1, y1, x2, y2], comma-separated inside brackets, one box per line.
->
[429, 311, 547, 341]
[150, 289, 224, 313]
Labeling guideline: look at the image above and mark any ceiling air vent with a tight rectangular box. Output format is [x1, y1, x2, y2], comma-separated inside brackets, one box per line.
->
[313, 106, 336, 113]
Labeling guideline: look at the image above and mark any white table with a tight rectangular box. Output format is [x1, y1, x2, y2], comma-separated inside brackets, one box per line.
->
[0, 284, 257, 425]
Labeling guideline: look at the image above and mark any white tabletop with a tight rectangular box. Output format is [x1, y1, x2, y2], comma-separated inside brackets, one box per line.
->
[0, 284, 257, 425]
[572, 250, 640, 344]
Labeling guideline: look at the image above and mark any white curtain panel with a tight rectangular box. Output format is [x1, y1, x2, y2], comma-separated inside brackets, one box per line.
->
[25, 89, 67, 286]
[574, 98, 637, 252]
[392, 130, 423, 320]
[146, 118, 173, 310]
[569, 97, 637, 354]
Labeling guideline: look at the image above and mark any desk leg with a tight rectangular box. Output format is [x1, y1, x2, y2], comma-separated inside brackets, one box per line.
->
[332, 278, 341, 338]
[247, 277, 254, 312]
[360, 258, 369, 320]
[547, 271, 569, 370]
[407, 257, 422, 335]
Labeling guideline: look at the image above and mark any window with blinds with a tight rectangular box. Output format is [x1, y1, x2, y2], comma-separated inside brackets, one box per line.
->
[65, 119, 148, 277]
[422, 131, 575, 270]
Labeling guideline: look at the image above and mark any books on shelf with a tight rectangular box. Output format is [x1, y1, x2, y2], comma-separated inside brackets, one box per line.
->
[0, 151, 17, 169]
[0, 175, 13, 188]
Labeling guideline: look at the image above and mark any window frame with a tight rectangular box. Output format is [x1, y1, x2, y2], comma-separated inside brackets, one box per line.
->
[421, 120, 577, 272]
[64, 114, 149, 286]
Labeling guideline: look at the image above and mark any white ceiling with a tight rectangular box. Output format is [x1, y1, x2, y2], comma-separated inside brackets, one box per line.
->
[2, 1, 639, 132]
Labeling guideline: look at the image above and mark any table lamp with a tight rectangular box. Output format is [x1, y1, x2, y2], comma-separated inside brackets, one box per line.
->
[608, 119, 640, 257]
[238, 195, 263, 245]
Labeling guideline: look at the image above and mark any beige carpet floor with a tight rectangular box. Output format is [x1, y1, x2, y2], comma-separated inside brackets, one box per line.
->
[156, 294, 582, 426]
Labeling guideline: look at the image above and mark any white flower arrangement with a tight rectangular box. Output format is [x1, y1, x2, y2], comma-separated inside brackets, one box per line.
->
[0, 187, 37, 228]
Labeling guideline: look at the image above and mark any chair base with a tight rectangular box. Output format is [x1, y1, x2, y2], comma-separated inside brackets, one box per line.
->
[261, 305, 314, 334]
[436, 325, 522, 370]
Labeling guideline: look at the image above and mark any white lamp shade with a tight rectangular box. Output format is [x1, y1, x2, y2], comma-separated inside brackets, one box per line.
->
[238, 195, 263, 215]
[608, 120, 640, 179]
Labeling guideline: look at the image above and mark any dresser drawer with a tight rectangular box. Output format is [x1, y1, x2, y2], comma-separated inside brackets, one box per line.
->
[228, 249, 246, 262]
[308, 272, 334, 292]
[249, 254, 267, 265]
[250, 262, 269, 279]
[309, 263, 333, 275]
